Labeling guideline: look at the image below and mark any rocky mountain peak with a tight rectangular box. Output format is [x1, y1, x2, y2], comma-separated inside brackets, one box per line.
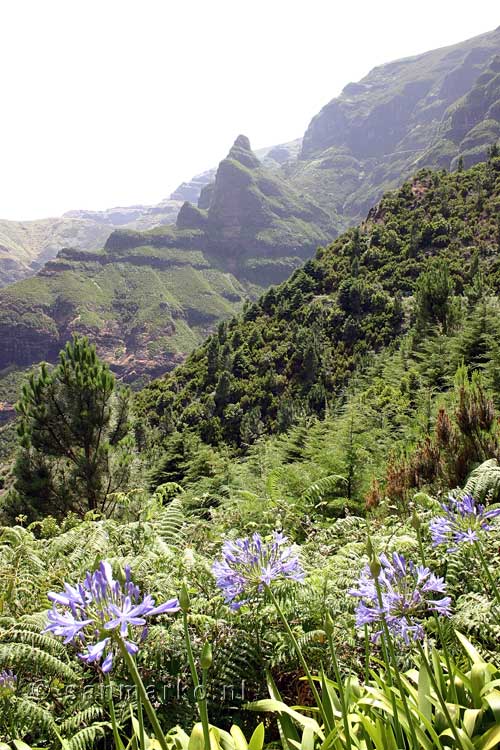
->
[175, 201, 208, 230]
[227, 134, 261, 169]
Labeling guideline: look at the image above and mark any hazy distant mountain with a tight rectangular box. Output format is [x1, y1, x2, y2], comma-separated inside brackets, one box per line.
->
[0, 199, 184, 288]
[0, 26, 499, 389]
[0, 136, 330, 381]
[288, 26, 500, 226]
[0, 139, 303, 289]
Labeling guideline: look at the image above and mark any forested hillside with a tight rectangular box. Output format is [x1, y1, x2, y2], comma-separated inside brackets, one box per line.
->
[138, 154, 500, 463]
[3, 22, 500, 750]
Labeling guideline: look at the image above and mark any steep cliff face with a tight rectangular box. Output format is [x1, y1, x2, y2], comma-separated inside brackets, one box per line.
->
[203, 135, 333, 282]
[440, 55, 500, 168]
[292, 26, 500, 225]
[2, 27, 500, 390]
[0, 137, 331, 381]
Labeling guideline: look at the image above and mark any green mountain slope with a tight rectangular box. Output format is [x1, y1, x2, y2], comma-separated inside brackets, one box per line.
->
[2, 27, 499, 293]
[0, 137, 332, 382]
[0, 138, 302, 289]
[289, 27, 500, 226]
[0, 200, 183, 288]
[137, 155, 500, 450]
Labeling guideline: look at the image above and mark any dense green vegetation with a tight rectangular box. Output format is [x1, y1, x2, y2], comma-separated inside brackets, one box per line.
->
[2, 434, 500, 748]
[138, 156, 500, 480]
[2, 149, 500, 749]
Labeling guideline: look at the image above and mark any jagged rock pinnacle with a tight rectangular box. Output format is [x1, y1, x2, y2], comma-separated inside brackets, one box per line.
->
[227, 134, 260, 169]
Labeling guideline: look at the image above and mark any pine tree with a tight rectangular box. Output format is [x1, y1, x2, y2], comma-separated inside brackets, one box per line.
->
[414, 259, 455, 334]
[454, 299, 499, 372]
[11, 336, 133, 521]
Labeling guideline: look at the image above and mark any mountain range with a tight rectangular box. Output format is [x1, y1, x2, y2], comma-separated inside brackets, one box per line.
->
[0, 135, 330, 382]
[0, 25, 499, 400]
[0, 140, 301, 289]
[137, 154, 500, 455]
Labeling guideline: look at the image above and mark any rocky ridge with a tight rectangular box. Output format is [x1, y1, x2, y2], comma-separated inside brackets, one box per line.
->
[289, 26, 500, 225]
[0, 137, 332, 382]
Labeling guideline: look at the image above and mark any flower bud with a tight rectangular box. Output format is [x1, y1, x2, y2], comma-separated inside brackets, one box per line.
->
[366, 536, 374, 559]
[179, 582, 191, 612]
[410, 508, 421, 530]
[369, 557, 381, 579]
[200, 642, 213, 670]
[324, 612, 335, 637]
[183, 547, 195, 569]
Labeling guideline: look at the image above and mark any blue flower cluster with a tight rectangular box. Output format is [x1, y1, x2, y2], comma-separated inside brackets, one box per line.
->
[0, 669, 16, 693]
[212, 531, 304, 609]
[430, 494, 500, 551]
[44, 561, 179, 672]
[349, 552, 451, 644]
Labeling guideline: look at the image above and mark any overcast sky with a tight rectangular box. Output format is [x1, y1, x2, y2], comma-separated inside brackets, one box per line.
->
[0, 1, 498, 220]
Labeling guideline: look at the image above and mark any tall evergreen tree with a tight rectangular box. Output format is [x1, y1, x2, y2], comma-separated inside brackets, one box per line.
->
[11, 336, 133, 521]
[414, 259, 455, 334]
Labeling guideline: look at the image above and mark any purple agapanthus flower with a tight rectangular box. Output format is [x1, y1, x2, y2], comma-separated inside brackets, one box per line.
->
[44, 561, 179, 672]
[212, 531, 304, 609]
[0, 669, 17, 692]
[430, 494, 500, 551]
[349, 552, 451, 645]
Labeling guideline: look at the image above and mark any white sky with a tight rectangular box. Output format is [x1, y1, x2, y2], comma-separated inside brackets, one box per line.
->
[0, 1, 498, 220]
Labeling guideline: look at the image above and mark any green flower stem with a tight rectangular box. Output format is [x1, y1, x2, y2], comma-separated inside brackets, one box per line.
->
[116, 638, 169, 750]
[416, 640, 467, 750]
[415, 526, 458, 704]
[474, 539, 500, 610]
[326, 626, 352, 750]
[373, 574, 416, 750]
[416, 526, 427, 568]
[265, 584, 331, 732]
[105, 675, 125, 750]
[182, 611, 212, 750]
[136, 684, 146, 750]
[363, 625, 370, 683]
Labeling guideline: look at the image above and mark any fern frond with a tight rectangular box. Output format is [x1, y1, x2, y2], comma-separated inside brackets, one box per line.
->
[265, 469, 286, 501]
[301, 475, 347, 506]
[152, 496, 186, 545]
[8, 696, 56, 737]
[0, 628, 69, 658]
[65, 723, 109, 750]
[463, 459, 500, 503]
[0, 643, 78, 681]
[60, 705, 104, 732]
[297, 629, 327, 649]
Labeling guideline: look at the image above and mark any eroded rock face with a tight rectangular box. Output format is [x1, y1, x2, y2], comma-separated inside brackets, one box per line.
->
[294, 26, 500, 227]
[204, 135, 333, 275]
[169, 169, 216, 203]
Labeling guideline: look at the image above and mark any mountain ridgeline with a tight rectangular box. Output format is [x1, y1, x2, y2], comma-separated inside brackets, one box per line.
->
[0, 199, 184, 288]
[290, 27, 500, 225]
[137, 154, 500, 454]
[0, 27, 499, 390]
[0, 137, 331, 381]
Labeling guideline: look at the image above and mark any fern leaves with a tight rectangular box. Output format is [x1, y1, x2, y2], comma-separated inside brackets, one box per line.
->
[463, 458, 500, 503]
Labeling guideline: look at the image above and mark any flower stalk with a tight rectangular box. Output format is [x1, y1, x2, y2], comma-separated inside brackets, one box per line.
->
[325, 614, 351, 750]
[180, 583, 212, 750]
[117, 637, 170, 750]
[266, 584, 330, 732]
